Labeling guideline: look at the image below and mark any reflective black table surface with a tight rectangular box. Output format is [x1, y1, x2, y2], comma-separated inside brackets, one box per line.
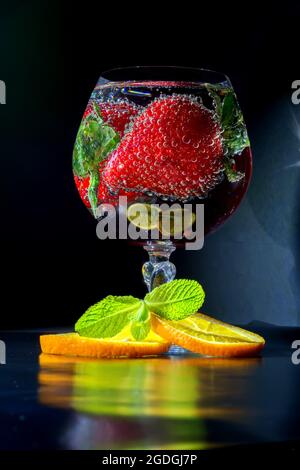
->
[0, 323, 300, 450]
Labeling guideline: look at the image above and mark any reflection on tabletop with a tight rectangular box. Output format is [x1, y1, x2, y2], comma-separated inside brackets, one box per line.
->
[38, 353, 261, 450]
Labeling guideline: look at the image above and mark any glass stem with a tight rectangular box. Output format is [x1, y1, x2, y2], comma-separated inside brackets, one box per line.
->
[142, 241, 176, 292]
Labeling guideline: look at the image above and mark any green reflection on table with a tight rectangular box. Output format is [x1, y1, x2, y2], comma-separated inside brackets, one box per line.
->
[38, 354, 261, 449]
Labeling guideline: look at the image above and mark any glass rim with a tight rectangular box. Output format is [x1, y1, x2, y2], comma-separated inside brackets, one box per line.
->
[98, 66, 231, 86]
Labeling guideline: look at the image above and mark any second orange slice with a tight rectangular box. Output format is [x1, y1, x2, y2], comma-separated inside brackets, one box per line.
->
[151, 313, 265, 357]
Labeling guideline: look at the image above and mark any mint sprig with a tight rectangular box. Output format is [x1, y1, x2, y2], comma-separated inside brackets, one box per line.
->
[75, 279, 205, 341]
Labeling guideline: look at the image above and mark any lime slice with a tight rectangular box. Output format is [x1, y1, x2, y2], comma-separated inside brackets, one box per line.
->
[159, 208, 196, 237]
[127, 203, 160, 230]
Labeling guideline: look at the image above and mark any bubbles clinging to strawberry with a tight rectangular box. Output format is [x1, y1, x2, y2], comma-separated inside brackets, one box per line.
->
[73, 78, 251, 234]
[102, 95, 224, 200]
[83, 100, 140, 138]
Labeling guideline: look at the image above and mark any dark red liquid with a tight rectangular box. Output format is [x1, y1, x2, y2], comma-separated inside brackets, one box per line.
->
[73, 81, 253, 245]
[120, 147, 252, 248]
[202, 147, 252, 235]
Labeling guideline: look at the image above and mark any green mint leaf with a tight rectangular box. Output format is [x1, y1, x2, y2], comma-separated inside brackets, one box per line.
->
[88, 172, 100, 215]
[206, 83, 223, 118]
[75, 295, 142, 338]
[221, 92, 237, 128]
[130, 301, 151, 341]
[207, 85, 249, 173]
[220, 91, 249, 157]
[131, 313, 151, 341]
[134, 301, 149, 322]
[144, 279, 205, 321]
[72, 102, 120, 216]
[91, 101, 103, 120]
[131, 318, 151, 341]
[224, 158, 245, 183]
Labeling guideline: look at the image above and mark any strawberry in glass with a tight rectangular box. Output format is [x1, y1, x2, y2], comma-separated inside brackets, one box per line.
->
[73, 67, 252, 290]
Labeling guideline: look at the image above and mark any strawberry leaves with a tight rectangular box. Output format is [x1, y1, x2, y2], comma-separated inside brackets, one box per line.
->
[208, 86, 250, 183]
[221, 92, 249, 156]
[73, 102, 120, 216]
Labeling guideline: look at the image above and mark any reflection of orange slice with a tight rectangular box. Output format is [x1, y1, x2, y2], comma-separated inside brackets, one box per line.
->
[40, 333, 170, 359]
[151, 313, 265, 358]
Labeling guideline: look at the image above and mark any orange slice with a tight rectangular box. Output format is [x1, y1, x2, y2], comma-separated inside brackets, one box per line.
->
[151, 313, 265, 357]
[40, 333, 170, 359]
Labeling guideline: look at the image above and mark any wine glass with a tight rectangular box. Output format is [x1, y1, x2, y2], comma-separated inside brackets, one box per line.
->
[73, 66, 252, 291]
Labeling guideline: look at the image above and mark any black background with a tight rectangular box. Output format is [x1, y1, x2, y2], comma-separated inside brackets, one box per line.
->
[1, 1, 300, 328]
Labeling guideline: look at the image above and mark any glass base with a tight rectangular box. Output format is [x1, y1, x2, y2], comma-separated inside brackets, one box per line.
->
[167, 345, 192, 355]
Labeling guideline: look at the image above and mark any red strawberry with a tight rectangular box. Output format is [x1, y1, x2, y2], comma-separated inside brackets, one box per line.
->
[74, 174, 91, 207]
[76, 101, 141, 209]
[74, 172, 140, 208]
[83, 101, 139, 137]
[83, 103, 92, 120]
[103, 95, 224, 200]
[74, 160, 113, 206]
[97, 181, 140, 207]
